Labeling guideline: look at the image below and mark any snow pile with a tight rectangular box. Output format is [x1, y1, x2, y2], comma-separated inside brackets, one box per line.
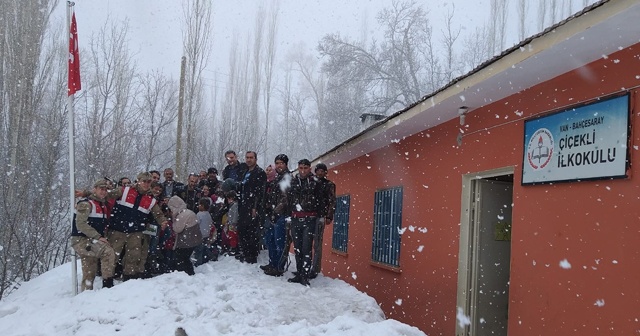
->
[0, 254, 425, 336]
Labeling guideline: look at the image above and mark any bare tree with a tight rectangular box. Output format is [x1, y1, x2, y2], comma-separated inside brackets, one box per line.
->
[538, 0, 548, 32]
[488, 0, 508, 55]
[441, 4, 461, 83]
[517, 0, 529, 41]
[262, 2, 279, 162]
[181, 0, 212, 175]
[76, 19, 139, 184]
[137, 71, 179, 170]
[319, 1, 436, 114]
[0, 0, 65, 299]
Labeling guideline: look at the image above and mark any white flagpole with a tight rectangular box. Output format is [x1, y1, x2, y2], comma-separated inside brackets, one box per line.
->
[67, 0, 78, 296]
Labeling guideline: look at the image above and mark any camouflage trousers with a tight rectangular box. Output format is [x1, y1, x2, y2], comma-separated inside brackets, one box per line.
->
[107, 231, 146, 277]
[71, 236, 116, 291]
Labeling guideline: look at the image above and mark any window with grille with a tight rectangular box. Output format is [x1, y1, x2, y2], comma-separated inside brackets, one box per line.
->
[371, 186, 403, 267]
[331, 195, 350, 253]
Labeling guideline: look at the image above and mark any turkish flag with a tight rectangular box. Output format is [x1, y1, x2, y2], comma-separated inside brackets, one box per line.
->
[68, 12, 81, 96]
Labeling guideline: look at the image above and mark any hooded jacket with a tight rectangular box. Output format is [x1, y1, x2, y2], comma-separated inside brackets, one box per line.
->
[167, 196, 202, 249]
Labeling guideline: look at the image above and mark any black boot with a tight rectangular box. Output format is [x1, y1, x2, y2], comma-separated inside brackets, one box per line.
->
[102, 278, 114, 288]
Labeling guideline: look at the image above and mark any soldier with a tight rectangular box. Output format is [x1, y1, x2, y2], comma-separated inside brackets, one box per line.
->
[106, 172, 168, 281]
[70, 179, 116, 291]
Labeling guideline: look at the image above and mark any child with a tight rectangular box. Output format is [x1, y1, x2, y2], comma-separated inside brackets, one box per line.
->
[167, 196, 202, 276]
[194, 198, 214, 266]
[157, 198, 175, 273]
[221, 191, 239, 256]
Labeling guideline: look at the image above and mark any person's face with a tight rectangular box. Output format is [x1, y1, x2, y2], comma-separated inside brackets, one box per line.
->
[199, 171, 207, 180]
[188, 176, 198, 188]
[265, 166, 273, 174]
[298, 164, 311, 178]
[226, 153, 237, 165]
[94, 186, 108, 199]
[315, 169, 327, 179]
[245, 153, 257, 168]
[164, 169, 174, 181]
[152, 186, 162, 197]
[151, 172, 160, 182]
[275, 160, 287, 173]
[138, 178, 152, 192]
[202, 185, 210, 196]
[122, 179, 131, 187]
[208, 172, 217, 180]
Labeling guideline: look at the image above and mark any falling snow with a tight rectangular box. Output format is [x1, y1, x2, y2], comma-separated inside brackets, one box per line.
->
[594, 299, 605, 307]
[456, 307, 471, 327]
[559, 259, 572, 269]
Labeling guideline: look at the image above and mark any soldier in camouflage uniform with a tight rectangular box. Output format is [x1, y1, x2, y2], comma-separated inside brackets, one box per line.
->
[70, 179, 116, 291]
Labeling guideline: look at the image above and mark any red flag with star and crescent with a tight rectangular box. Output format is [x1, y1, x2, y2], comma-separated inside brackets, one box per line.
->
[68, 12, 81, 96]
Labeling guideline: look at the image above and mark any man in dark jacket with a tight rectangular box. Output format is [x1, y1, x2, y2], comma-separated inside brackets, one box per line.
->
[175, 173, 202, 211]
[222, 150, 247, 181]
[199, 167, 220, 192]
[286, 159, 326, 286]
[162, 168, 184, 198]
[310, 163, 337, 279]
[237, 151, 267, 264]
[70, 179, 116, 291]
[262, 154, 291, 276]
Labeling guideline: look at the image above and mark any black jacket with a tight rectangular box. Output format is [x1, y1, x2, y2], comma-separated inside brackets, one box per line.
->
[223, 162, 248, 182]
[287, 173, 325, 216]
[239, 165, 267, 212]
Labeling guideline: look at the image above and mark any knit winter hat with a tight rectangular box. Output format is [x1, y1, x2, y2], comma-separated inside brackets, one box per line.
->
[275, 154, 289, 164]
[315, 163, 328, 172]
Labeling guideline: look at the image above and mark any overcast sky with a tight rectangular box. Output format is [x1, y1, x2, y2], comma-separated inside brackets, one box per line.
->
[56, 0, 489, 80]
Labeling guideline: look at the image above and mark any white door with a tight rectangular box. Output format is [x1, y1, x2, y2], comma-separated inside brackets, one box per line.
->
[469, 179, 513, 336]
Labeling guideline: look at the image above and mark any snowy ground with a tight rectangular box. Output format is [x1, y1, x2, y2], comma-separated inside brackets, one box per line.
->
[0, 252, 426, 336]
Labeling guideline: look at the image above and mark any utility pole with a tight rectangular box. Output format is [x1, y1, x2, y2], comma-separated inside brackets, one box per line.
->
[176, 56, 186, 180]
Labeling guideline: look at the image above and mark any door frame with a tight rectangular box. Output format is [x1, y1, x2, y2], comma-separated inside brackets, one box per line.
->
[456, 166, 515, 336]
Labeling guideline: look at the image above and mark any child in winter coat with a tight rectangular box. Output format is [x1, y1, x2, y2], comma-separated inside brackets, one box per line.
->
[167, 196, 202, 275]
[221, 191, 239, 255]
[194, 198, 215, 266]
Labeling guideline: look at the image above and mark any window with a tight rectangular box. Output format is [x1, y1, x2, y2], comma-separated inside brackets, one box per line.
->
[371, 186, 403, 267]
[332, 195, 350, 253]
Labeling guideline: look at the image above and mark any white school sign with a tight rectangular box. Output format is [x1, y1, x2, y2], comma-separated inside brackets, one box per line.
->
[522, 95, 629, 185]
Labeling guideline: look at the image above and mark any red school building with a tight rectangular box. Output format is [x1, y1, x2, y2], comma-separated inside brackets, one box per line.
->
[314, 1, 640, 335]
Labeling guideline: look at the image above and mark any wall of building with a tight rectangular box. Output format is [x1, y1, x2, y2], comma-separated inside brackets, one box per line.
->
[322, 43, 640, 335]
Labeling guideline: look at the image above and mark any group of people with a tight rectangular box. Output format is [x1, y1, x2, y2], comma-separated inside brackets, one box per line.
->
[70, 150, 336, 291]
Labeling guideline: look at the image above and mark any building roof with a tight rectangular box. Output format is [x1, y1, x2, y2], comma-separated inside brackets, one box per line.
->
[315, 0, 640, 167]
